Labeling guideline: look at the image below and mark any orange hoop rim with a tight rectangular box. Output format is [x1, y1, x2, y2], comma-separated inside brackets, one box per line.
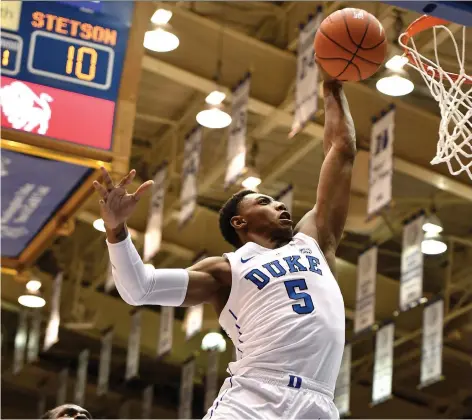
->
[399, 14, 471, 84]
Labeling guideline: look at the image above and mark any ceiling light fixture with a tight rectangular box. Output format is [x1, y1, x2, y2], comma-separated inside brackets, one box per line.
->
[201, 332, 227, 352]
[421, 231, 447, 255]
[196, 90, 231, 129]
[376, 68, 414, 96]
[18, 280, 46, 308]
[144, 9, 179, 53]
[422, 212, 443, 234]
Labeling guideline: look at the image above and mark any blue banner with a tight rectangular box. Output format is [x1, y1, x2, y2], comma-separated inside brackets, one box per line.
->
[1, 149, 91, 257]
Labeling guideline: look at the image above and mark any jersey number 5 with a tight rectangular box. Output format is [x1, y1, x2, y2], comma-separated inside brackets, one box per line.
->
[284, 279, 314, 315]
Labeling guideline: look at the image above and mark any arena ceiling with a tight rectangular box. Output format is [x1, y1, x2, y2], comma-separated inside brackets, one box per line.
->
[2, 2, 472, 418]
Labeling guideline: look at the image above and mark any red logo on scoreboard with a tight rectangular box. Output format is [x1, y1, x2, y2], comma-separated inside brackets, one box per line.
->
[0, 76, 114, 150]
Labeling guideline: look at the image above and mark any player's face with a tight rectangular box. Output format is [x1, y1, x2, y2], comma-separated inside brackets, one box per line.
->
[236, 193, 293, 239]
[48, 405, 91, 419]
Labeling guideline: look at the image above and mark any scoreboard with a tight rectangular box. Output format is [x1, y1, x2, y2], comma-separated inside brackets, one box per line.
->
[0, 1, 134, 150]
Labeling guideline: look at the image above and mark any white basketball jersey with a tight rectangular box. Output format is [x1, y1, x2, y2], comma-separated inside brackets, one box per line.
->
[219, 232, 345, 393]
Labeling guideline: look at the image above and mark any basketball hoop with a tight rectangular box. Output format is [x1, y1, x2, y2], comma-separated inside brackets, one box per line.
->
[399, 15, 472, 179]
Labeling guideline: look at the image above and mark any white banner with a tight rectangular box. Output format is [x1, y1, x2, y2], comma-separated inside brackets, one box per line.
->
[144, 161, 168, 262]
[27, 312, 41, 363]
[56, 367, 69, 406]
[225, 74, 250, 188]
[104, 262, 115, 293]
[125, 310, 141, 380]
[421, 299, 443, 386]
[180, 126, 203, 228]
[275, 184, 293, 215]
[204, 350, 219, 411]
[334, 344, 351, 417]
[74, 349, 89, 406]
[367, 108, 395, 217]
[44, 272, 63, 351]
[13, 309, 28, 374]
[157, 306, 174, 357]
[185, 304, 204, 340]
[178, 358, 196, 419]
[97, 328, 113, 396]
[400, 214, 425, 311]
[291, 11, 322, 137]
[142, 385, 154, 419]
[372, 323, 394, 405]
[354, 246, 378, 333]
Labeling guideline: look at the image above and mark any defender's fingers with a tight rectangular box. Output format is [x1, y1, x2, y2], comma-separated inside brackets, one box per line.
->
[132, 180, 154, 200]
[118, 169, 136, 187]
[93, 181, 108, 199]
[100, 167, 114, 191]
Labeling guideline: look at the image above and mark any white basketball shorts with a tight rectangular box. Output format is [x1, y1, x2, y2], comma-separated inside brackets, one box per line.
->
[203, 368, 339, 419]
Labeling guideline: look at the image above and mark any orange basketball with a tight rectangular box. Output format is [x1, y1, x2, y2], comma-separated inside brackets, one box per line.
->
[314, 8, 387, 81]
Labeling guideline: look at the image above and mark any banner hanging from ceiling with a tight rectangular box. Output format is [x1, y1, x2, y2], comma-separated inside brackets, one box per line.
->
[334, 344, 351, 417]
[178, 358, 196, 419]
[157, 306, 174, 357]
[125, 310, 141, 380]
[421, 299, 444, 387]
[367, 106, 396, 217]
[44, 272, 63, 351]
[225, 73, 251, 188]
[372, 323, 394, 405]
[74, 349, 89, 406]
[290, 9, 322, 138]
[97, 327, 113, 396]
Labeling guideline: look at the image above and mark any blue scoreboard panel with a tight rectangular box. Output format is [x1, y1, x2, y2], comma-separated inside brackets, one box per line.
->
[0, 1, 134, 150]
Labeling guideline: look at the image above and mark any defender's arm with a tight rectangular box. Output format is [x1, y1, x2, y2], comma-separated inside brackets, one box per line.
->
[296, 80, 356, 272]
[106, 227, 228, 307]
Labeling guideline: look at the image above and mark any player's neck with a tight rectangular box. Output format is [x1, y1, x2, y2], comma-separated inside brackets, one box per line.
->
[244, 232, 291, 249]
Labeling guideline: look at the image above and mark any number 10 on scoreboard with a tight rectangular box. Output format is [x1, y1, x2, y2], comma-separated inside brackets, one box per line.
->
[27, 31, 114, 90]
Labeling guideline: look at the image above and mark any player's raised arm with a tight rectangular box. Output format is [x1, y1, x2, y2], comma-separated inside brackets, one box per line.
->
[93, 168, 229, 307]
[296, 75, 356, 273]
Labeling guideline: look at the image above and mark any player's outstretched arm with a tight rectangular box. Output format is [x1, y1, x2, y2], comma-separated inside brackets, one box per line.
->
[93, 167, 229, 308]
[296, 77, 356, 273]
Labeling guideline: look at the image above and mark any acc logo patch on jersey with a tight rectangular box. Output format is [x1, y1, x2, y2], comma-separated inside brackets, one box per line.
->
[299, 248, 312, 255]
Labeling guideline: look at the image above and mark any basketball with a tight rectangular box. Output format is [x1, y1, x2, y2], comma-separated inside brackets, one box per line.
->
[314, 8, 388, 81]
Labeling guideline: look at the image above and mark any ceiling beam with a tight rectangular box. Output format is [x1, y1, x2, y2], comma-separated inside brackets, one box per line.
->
[141, 55, 472, 203]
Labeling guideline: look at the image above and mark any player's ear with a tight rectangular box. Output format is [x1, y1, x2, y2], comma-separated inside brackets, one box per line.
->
[231, 215, 247, 231]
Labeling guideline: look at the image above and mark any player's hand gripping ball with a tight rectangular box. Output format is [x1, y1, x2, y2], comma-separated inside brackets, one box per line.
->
[314, 8, 387, 82]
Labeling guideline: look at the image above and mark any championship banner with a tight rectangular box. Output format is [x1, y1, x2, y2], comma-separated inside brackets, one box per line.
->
[44, 272, 63, 351]
[178, 358, 196, 419]
[97, 328, 113, 396]
[367, 106, 396, 217]
[204, 350, 219, 411]
[142, 385, 153, 419]
[225, 74, 251, 188]
[275, 184, 293, 215]
[290, 9, 322, 138]
[125, 310, 141, 380]
[104, 262, 115, 293]
[400, 214, 425, 311]
[354, 246, 378, 334]
[56, 367, 69, 406]
[179, 126, 203, 228]
[372, 323, 394, 405]
[334, 344, 351, 417]
[185, 304, 204, 340]
[421, 299, 444, 387]
[143, 161, 168, 262]
[157, 306, 174, 357]
[27, 312, 42, 363]
[13, 309, 28, 374]
[74, 349, 89, 406]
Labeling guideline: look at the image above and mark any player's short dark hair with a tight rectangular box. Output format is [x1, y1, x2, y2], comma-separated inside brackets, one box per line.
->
[219, 189, 256, 248]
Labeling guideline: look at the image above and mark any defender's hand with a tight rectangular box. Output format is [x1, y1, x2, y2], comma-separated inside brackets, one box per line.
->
[93, 167, 153, 230]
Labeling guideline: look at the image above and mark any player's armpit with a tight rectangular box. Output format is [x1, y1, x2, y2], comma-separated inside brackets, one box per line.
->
[182, 256, 231, 307]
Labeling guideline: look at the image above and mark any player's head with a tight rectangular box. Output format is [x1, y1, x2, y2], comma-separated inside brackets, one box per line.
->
[41, 404, 92, 419]
[219, 190, 293, 248]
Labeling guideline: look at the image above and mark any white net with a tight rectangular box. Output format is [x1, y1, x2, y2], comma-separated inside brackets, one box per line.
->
[399, 23, 472, 179]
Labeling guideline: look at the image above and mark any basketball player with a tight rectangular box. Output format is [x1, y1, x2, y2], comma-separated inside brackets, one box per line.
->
[93, 70, 355, 419]
[41, 404, 92, 419]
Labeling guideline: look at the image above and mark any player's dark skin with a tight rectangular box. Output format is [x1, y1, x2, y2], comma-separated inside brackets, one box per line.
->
[93, 66, 356, 318]
[41, 404, 91, 419]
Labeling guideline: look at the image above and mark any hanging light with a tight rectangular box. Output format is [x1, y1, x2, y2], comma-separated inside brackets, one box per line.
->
[376, 68, 414, 96]
[18, 280, 46, 308]
[241, 142, 261, 190]
[196, 90, 231, 129]
[422, 212, 443, 234]
[201, 332, 227, 352]
[144, 9, 179, 53]
[421, 231, 447, 255]
[93, 218, 106, 232]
